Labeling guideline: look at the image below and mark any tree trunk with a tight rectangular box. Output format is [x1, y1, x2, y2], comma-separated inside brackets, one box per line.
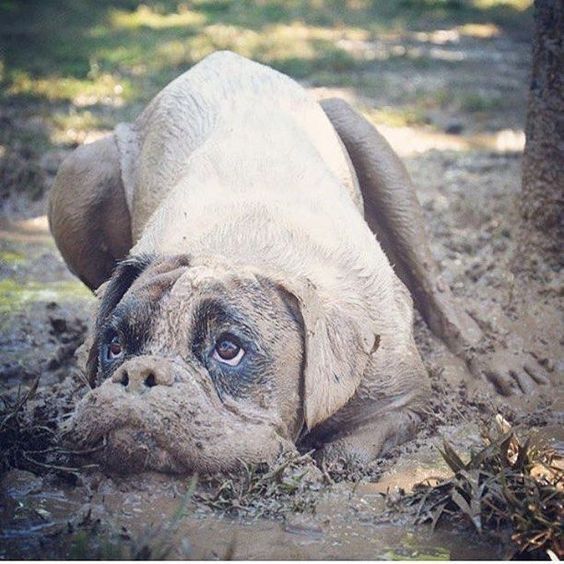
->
[517, 0, 563, 275]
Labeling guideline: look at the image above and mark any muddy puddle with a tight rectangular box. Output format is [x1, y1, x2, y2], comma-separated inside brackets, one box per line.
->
[1, 467, 503, 560]
[2, 1, 563, 555]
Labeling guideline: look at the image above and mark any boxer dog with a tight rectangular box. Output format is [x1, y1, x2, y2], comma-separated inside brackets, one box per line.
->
[49, 52, 547, 473]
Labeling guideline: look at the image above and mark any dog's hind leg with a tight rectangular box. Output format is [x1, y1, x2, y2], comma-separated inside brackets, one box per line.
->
[321, 98, 549, 394]
[49, 134, 132, 291]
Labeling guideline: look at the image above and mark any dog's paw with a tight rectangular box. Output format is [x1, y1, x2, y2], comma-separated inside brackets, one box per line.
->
[468, 348, 550, 395]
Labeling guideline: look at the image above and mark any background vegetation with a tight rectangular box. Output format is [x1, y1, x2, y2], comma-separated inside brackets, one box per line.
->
[0, 0, 533, 200]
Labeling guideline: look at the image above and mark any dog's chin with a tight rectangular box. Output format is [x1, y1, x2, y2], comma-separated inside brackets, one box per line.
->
[95, 426, 189, 475]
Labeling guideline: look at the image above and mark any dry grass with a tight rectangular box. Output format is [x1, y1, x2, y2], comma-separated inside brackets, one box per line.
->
[399, 415, 563, 559]
[0, 372, 94, 477]
[196, 450, 322, 517]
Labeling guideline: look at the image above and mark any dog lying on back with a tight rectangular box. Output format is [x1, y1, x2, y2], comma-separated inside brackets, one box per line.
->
[49, 51, 547, 473]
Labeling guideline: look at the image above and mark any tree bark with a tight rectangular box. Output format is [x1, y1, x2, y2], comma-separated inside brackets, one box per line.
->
[517, 0, 563, 275]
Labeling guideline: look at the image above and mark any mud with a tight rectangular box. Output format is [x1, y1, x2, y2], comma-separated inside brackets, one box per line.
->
[1, 35, 563, 563]
[1, 468, 504, 560]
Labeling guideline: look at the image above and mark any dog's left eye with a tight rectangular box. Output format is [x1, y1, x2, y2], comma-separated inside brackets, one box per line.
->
[213, 334, 245, 367]
[105, 335, 124, 361]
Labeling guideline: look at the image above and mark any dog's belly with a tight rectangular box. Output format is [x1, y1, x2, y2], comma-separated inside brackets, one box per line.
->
[116, 51, 362, 241]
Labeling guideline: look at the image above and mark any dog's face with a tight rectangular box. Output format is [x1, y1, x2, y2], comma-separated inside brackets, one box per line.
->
[69, 254, 305, 473]
[69, 252, 380, 474]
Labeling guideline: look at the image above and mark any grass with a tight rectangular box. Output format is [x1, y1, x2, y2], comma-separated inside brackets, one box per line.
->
[397, 415, 563, 560]
[196, 450, 322, 517]
[1, 0, 533, 86]
[0, 248, 25, 264]
[458, 91, 503, 113]
[0, 278, 93, 317]
[366, 105, 430, 127]
[0, 375, 91, 475]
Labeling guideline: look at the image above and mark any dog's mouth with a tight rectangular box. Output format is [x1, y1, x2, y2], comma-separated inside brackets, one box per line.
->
[65, 384, 199, 474]
[67, 377, 292, 475]
[95, 426, 188, 474]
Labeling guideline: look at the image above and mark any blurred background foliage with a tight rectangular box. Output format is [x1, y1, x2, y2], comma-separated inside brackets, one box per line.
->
[0, 0, 533, 198]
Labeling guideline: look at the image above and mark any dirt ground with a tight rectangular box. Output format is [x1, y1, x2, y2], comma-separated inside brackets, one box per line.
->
[1, 2, 563, 560]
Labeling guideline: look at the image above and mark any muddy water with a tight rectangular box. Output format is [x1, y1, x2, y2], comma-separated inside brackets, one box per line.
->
[1, 213, 561, 560]
[0, 468, 502, 560]
[0, 216, 499, 560]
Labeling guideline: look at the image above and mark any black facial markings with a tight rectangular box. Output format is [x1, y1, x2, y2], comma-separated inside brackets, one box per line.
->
[191, 298, 269, 400]
[88, 254, 195, 386]
[112, 297, 156, 352]
[192, 299, 257, 347]
[87, 253, 156, 386]
[98, 254, 156, 328]
[98, 295, 158, 380]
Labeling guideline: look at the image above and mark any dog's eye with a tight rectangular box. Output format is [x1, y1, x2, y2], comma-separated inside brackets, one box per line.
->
[106, 335, 124, 361]
[213, 334, 245, 367]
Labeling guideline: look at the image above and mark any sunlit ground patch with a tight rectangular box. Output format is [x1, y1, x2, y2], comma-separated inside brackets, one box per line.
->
[0, 279, 93, 317]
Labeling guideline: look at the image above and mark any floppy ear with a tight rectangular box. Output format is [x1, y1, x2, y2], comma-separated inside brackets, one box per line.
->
[48, 130, 135, 291]
[86, 254, 155, 386]
[278, 277, 380, 430]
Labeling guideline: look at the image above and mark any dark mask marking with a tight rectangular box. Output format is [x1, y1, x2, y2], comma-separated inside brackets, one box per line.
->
[87, 254, 156, 386]
[191, 298, 268, 400]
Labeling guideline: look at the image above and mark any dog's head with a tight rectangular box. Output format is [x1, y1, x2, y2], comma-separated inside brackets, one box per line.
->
[70, 253, 380, 474]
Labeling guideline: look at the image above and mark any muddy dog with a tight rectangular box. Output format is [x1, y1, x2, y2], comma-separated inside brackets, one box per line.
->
[49, 52, 548, 473]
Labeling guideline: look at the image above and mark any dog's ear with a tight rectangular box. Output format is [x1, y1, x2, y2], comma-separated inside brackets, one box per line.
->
[86, 254, 155, 386]
[276, 276, 380, 430]
[48, 130, 135, 291]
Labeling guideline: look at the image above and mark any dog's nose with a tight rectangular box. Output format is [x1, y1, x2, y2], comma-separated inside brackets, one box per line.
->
[111, 357, 173, 393]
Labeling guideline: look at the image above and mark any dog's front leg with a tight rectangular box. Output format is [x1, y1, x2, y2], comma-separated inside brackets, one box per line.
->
[321, 98, 550, 395]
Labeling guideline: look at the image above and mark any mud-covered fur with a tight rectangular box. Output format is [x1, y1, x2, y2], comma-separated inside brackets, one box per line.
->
[52, 52, 435, 473]
[73, 255, 307, 472]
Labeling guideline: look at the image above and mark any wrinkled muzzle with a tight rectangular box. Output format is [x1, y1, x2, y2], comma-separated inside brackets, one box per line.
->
[67, 356, 292, 474]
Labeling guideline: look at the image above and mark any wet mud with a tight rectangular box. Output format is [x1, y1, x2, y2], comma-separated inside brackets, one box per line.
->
[1, 468, 505, 560]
